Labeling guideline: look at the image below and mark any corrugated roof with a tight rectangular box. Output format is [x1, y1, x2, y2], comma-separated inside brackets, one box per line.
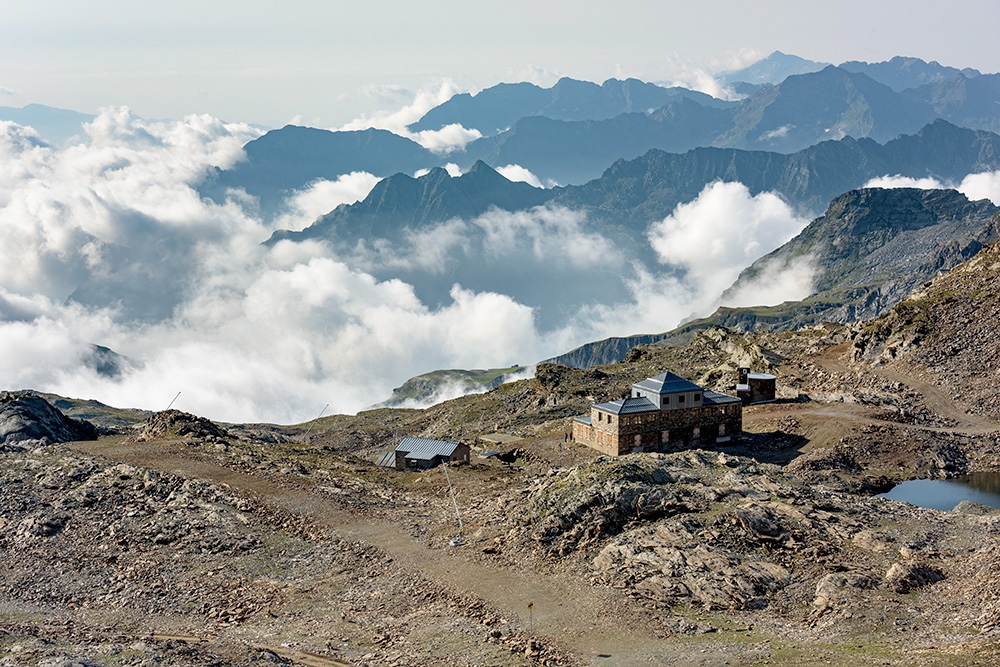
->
[748, 372, 777, 380]
[395, 436, 462, 461]
[703, 390, 742, 405]
[593, 396, 658, 415]
[375, 452, 395, 468]
[633, 371, 703, 395]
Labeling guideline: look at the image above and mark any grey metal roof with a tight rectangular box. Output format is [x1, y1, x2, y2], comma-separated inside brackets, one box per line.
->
[703, 390, 742, 405]
[395, 436, 461, 461]
[593, 396, 658, 415]
[574, 416, 592, 425]
[375, 452, 395, 468]
[747, 372, 776, 380]
[633, 371, 703, 395]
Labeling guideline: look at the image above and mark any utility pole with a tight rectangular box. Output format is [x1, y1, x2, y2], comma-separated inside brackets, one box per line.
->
[443, 462, 464, 546]
[302, 403, 329, 441]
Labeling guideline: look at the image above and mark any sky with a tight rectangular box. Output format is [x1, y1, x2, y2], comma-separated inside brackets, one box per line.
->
[2, 0, 999, 128]
[2, 1, 1000, 424]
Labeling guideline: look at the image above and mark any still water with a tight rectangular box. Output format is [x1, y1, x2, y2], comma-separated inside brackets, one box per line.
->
[878, 473, 1000, 511]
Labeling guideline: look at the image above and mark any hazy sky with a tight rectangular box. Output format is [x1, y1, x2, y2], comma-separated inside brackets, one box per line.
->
[3, 0, 999, 127]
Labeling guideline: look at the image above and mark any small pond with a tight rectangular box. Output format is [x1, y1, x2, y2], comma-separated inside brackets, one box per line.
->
[877, 473, 1000, 511]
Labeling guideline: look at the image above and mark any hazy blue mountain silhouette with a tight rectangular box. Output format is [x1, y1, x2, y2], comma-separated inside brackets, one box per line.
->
[271, 121, 1000, 244]
[840, 56, 981, 91]
[200, 125, 442, 218]
[0, 104, 94, 146]
[409, 77, 731, 136]
[718, 51, 829, 86]
[268, 160, 550, 244]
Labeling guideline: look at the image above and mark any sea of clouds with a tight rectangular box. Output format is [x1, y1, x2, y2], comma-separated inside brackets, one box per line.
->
[5, 105, 997, 424]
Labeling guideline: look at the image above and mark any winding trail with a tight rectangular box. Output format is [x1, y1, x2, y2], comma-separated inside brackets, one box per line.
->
[68, 439, 705, 667]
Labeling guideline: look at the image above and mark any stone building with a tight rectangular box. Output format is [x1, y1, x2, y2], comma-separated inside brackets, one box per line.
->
[736, 366, 776, 405]
[391, 437, 470, 471]
[572, 371, 742, 456]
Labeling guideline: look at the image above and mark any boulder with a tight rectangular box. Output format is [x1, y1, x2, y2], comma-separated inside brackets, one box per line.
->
[0, 391, 98, 449]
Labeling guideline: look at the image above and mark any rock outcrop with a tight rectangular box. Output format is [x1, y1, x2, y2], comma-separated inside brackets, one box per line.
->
[0, 391, 98, 450]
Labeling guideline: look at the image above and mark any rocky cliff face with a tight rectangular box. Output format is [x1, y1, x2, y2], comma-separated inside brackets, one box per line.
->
[0, 391, 98, 450]
[852, 236, 1000, 420]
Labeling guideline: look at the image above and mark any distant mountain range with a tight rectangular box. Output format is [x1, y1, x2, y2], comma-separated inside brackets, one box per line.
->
[0, 104, 94, 146]
[718, 51, 830, 87]
[205, 58, 1000, 202]
[409, 77, 730, 136]
[271, 120, 1000, 248]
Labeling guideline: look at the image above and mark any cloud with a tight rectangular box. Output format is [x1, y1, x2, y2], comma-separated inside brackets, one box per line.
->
[720, 255, 819, 308]
[272, 172, 380, 232]
[958, 170, 1000, 206]
[761, 125, 792, 141]
[655, 54, 743, 101]
[0, 110, 825, 424]
[0, 109, 561, 421]
[647, 181, 810, 303]
[495, 164, 544, 188]
[409, 124, 482, 154]
[862, 171, 1000, 206]
[0, 88, 14, 96]
[336, 80, 481, 153]
[864, 174, 947, 189]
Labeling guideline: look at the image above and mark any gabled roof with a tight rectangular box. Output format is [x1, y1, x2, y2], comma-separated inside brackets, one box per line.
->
[632, 371, 703, 395]
[593, 396, 658, 415]
[395, 436, 462, 461]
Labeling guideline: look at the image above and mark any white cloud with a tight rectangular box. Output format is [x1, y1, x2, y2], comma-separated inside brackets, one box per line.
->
[272, 172, 380, 232]
[862, 171, 1000, 207]
[495, 164, 544, 188]
[721, 255, 819, 308]
[473, 206, 619, 269]
[654, 54, 743, 101]
[0, 109, 565, 421]
[647, 181, 810, 303]
[410, 123, 482, 154]
[958, 170, 1000, 206]
[864, 174, 947, 189]
[0, 109, 837, 424]
[761, 125, 792, 141]
[336, 80, 481, 154]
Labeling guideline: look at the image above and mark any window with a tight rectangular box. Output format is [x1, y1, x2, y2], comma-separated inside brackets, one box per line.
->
[694, 393, 701, 402]
[678, 395, 685, 404]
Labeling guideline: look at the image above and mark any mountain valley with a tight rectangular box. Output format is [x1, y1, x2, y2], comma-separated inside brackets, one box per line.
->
[7, 236, 1000, 665]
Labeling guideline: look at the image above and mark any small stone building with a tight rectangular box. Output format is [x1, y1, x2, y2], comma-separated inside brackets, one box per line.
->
[393, 437, 470, 471]
[572, 371, 742, 456]
[736, 366, 776, 405]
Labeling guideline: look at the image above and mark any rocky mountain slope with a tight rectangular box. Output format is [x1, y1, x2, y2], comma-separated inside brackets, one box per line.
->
[852, 235, 1000, 420]
[547, 187, 1000, 370]
[721, 187, 1000, 325]
[8, 289, 1000, 664]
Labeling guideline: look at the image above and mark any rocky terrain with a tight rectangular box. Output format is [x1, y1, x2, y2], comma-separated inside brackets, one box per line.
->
[9, 241, 1000, 665]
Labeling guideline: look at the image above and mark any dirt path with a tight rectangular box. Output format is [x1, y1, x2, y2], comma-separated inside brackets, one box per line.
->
[801, 342, 1000, 435]
[67, 439, 701, 666]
